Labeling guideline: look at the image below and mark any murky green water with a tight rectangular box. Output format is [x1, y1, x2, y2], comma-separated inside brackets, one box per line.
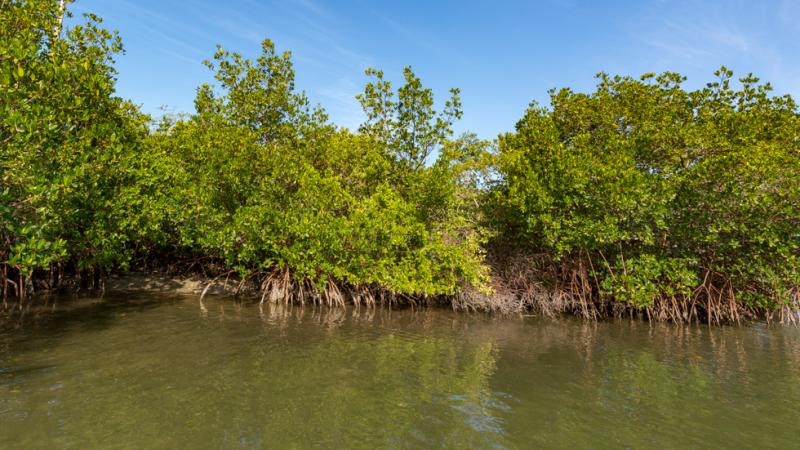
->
[1, 293, 799, 449]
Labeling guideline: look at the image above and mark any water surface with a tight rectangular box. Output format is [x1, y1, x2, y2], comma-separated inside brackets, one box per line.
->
[1, 293, 799, 448]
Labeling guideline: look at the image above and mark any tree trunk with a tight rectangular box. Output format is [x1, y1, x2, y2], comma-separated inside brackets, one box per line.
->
[55, 0, 66, 37]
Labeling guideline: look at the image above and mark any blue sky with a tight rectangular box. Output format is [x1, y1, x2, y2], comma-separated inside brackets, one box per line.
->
[72, 0, 800, 140]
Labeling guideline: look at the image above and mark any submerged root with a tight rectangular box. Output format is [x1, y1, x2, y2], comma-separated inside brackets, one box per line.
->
[456, 252, 605, 317]
[465, 250, 800, 324]
[224, 268, 403, 309]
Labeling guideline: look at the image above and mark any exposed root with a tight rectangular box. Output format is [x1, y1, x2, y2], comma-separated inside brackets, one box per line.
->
[220, 268, 412, 309]
[457, 250, 800, 324]
[4, 257, 798, 325]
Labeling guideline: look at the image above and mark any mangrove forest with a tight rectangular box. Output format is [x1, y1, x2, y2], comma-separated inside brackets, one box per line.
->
[2, 0, 799, 324]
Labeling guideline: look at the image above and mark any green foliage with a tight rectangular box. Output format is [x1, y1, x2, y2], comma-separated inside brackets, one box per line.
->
[3, 0, 797, 317]
[0, 2, 487, 299]
[149, 40, 489, 296]
[358, 67, 463, 171]
[1, 0, 161, 284]
[493, 68, 800, 310]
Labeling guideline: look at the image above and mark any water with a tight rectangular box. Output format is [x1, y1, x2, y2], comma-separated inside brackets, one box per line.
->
[1, 293, 799, 449]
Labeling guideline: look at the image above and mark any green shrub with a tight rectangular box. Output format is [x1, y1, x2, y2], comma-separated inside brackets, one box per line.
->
[1, 0, 159, 292]
[492, 69, 800, 317]
[149, 41, 490, 298]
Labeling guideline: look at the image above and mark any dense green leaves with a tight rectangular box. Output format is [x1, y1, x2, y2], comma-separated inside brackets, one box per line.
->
[2, 1, 797, 319]
[1, 0, 159, 288]
[358, 67, 463, 171]
[1, 1, 488, 300]
[493, 68, 800, 312]
[152, 40, 488, 296]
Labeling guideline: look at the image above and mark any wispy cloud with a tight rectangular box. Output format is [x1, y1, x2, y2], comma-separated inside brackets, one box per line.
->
[183, 0, 373, 126]
[357, 2, 471, 69]
[288, 0, 332, 21]
[76, 0, 211, 61]
[317, 77, 364, 130]
[707, 26, 751, 53]
[209, 0, 373, 75]
[642, 18, 753, 62]
[631, 0, 800, 97]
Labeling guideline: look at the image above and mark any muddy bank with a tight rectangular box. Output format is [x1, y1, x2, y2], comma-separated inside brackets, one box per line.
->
[10, 270, 798, 325]
[103, 273, 241, 296]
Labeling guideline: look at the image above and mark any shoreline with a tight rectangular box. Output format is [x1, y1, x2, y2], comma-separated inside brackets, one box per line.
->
[104, 273, 236, 296]
[5, 271, 795, 325]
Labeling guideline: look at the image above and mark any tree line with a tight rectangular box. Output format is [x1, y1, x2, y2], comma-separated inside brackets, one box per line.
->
[2, 1, 798, 322]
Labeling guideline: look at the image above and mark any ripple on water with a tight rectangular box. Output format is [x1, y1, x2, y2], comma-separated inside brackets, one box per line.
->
[1, 293, 800, 448]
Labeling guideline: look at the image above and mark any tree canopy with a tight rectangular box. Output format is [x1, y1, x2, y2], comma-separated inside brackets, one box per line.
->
[2, 1, 798, 322]
[491, 69, 800, 321]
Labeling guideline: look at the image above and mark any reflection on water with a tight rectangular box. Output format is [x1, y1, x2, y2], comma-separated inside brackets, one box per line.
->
[1, 293, 799, 448]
